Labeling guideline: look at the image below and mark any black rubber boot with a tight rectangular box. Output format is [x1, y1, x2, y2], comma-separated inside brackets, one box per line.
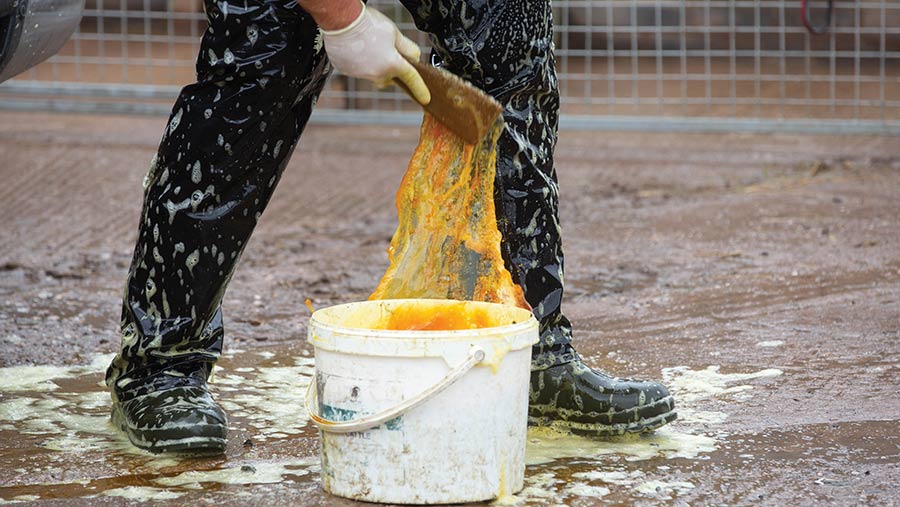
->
[110, 363, 227, 454]
[529, 358, 677, 436]
[105, 1, 327, 454]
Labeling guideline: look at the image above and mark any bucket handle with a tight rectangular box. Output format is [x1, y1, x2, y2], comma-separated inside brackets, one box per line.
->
[305, 346, 486, 434]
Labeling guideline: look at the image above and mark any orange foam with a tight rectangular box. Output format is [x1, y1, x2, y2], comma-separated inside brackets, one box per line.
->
[370, 114, 529, 310]
[378, 301, 496, 331]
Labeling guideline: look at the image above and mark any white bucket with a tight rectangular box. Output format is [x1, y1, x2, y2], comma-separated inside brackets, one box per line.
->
[306, 298, 538, 504]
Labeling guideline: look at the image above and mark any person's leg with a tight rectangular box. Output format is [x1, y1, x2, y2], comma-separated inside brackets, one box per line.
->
[400, 0, 676, 435]
[106, 0, 330, 453]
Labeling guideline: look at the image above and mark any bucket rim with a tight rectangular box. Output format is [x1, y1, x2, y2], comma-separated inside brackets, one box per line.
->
[308, 298, 538, 343]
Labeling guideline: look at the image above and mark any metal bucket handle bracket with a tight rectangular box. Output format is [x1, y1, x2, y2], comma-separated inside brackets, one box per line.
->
[305, 346, 486, 434]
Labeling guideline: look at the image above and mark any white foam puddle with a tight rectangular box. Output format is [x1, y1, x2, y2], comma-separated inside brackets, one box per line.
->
[662, 365, 783, 404]
[93, 459, 318, 502]
[525, 427, 717, 465]
[572, 470, 645, 485]
[212, 357, 315, 438]
[648, 365, 782, 426]
[562, 483, 611, 498]
[154, 459, 316, 488]
[94, 459, 318, 502]
[1, 380, 190, 477]
[493, 472, 561, 506]
[0, 354, 114, 392]
[500, 364, 785, 504]
[676, 408, 730, 425]
[756, 340, 785, 348]
[0, 355, 783, 504]
[492, 427, 716, 505]
[102, 486, 184, 501]
[0, 494, 41, 504]
[0, 353, 319, 503]
[633, 479, 696, 498]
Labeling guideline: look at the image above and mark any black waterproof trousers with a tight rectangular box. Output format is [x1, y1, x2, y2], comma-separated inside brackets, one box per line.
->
[106, 0, 576, 398]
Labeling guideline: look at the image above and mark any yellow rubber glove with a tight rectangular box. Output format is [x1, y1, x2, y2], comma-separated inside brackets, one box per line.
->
[322, 1, 431, 106]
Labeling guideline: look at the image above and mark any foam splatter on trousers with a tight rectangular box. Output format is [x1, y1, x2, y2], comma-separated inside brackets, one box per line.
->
[107, 0, 575, 396]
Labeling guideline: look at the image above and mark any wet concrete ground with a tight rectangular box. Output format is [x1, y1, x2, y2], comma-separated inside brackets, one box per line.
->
[0, 111, 898, 506]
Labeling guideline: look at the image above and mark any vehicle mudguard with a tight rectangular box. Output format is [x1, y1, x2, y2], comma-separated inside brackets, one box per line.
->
[0, 0, 84, 83]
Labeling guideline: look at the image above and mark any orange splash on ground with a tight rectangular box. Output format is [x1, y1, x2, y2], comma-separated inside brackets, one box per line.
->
[370, 114, 528, 310]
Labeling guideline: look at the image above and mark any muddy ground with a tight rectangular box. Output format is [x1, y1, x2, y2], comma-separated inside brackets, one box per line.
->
[0, 111, 898, 506]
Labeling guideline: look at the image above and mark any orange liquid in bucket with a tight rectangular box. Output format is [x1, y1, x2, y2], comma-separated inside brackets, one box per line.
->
[379, 301, 495, 331]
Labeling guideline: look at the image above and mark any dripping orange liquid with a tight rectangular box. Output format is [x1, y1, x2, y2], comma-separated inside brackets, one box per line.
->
[370, 114, 529, 311]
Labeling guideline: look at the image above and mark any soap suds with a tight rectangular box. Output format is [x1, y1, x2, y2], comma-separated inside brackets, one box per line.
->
[662, 365, 783, 403]
[0, 353, 318, 503]
[212, 356, 315, 436]
[154, 459, 315, 488]
[0, 353, 114, 392]
[0, 356, 783, 504]
[525, 426, 716, 466]
[512, 364, 785, 503]
[102, 486, 184, 500]
[571, 470, 645, 485]
[633, 479, 696, 498]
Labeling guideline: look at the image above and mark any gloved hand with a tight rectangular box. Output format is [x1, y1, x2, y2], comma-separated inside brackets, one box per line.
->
[322, 1, 431, 106]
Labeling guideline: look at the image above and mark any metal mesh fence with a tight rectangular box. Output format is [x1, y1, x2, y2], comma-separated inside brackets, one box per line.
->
[1, 0, 898, 133]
